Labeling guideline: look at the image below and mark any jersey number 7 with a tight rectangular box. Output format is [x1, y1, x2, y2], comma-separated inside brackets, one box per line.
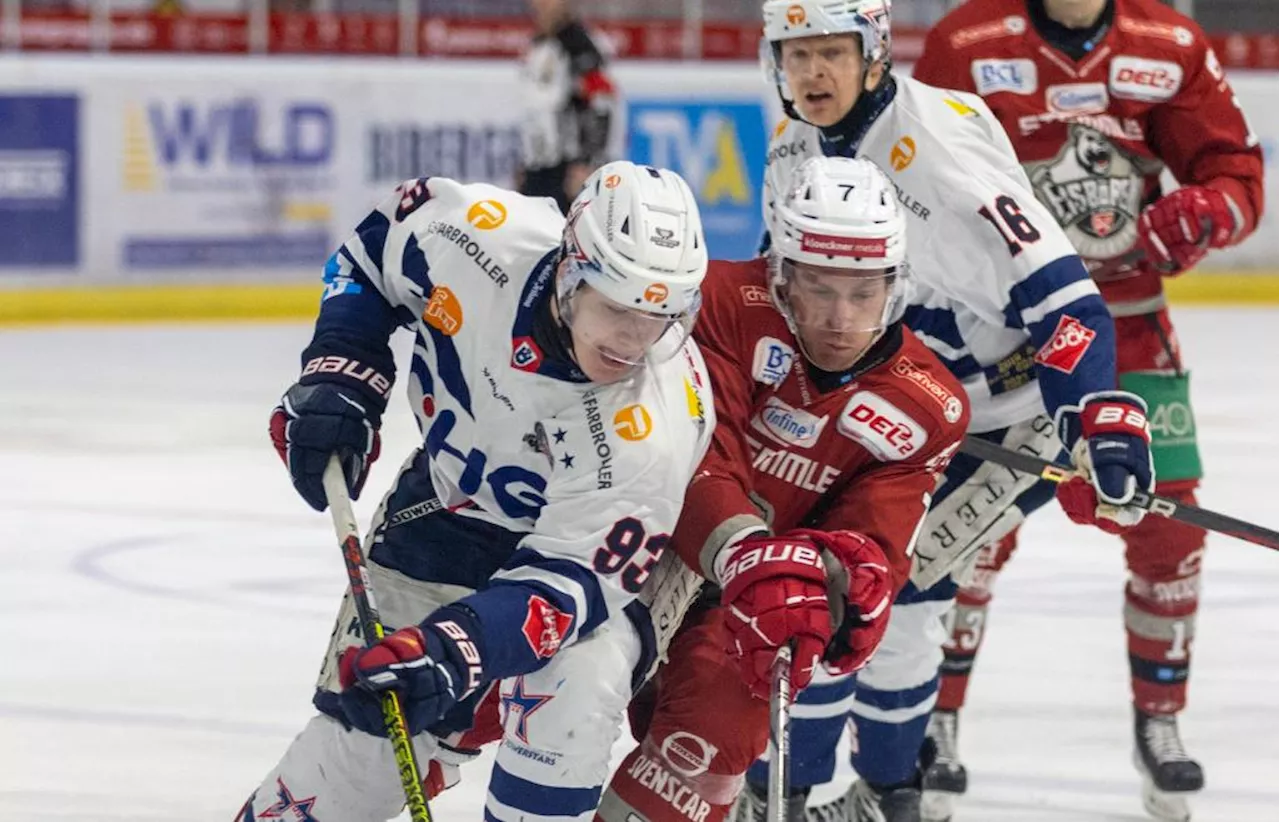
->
[978, 194, 1042, 257]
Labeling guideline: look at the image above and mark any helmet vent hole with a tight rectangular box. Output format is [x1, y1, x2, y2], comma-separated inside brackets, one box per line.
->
[620, 216, 631, 236]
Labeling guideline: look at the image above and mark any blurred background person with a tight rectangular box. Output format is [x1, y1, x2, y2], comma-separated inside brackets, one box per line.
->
[517, 0, 618, 213]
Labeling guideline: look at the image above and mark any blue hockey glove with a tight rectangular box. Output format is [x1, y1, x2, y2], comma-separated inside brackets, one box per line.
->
[337, 611, 486, 736]
[269, 349, 392, 511]
[1055, 391, 1155, 533]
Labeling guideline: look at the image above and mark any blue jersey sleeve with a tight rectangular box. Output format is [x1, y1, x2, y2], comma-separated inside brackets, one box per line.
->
[1004, 254, 1118, 441]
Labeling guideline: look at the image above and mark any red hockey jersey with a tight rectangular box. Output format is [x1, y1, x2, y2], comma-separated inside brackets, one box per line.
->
[914, 0, 1264, 310]
[672, 259, 970, 591]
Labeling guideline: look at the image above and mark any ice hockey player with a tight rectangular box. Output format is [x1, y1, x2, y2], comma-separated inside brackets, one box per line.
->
[913, 0, 1264, 818]
[236, 160, 716, 822]
[592, 154, 971, 822]
[724, 0, 1159, 819]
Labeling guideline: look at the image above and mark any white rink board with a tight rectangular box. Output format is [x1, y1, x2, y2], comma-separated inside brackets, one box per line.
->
[0, 55, 1273, 283]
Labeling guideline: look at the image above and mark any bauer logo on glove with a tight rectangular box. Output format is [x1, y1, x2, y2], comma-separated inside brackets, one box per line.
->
[1055, 390, 1156, 533]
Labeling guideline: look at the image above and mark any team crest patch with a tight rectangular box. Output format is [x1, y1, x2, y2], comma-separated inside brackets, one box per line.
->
[512, 337, 542, 371]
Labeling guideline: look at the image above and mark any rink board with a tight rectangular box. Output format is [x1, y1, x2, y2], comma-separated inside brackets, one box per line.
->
[0, 55, 1275, 321]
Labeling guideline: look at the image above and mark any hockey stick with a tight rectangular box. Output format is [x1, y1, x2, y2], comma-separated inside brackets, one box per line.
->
[322, 457, 434, 822]
[960, 436, 1279, 551]
[765, 645, 793, 822]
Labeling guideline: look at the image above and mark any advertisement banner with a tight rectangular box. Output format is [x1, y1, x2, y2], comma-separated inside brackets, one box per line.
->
[627, 98, 769, 261]
[0, 57, 1271, 285]
[111, 90, 337, 270]
[0, 94, 79, 267]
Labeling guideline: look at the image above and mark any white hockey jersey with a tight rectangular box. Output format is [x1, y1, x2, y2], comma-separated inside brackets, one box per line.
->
[764, 75, 1118, 434]
[318, 175, 713, 674]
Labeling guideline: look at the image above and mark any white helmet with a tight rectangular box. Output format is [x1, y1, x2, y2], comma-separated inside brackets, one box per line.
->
[560, 160, 706, 318]
[771, 155, 907, 269]
[761, 0, 893, 117]
[763, 0, 892, 65]
[769, 156, 912, 338]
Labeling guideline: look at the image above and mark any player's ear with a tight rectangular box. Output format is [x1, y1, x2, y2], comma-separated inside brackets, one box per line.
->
[864, 60, 885, 92]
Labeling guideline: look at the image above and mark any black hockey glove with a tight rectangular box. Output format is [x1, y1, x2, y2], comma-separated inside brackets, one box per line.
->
[269, 341, 393, 512]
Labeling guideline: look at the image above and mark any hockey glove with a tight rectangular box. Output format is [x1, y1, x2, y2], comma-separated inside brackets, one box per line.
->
[1055, 391, 1155, 533]
[338, 609, 486, 736]
[269, 348, 392, 512]
[1136, 186, 1235, 276]
[718, 531, 833, 698]
[789, 528, 893, 676]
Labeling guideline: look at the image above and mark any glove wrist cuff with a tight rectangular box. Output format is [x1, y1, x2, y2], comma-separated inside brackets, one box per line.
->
[298, 338, 395, 422]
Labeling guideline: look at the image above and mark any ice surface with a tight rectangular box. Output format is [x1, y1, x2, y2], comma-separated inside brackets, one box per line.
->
[0, 308, 1275, 821]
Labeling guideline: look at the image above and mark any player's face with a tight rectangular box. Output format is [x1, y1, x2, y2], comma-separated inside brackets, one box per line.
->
[782, 261, 893, 372]
[780, 34, 865, 127]
[564, 283, 675, 383]
[1042, 0, 1108, 28]
[527, 0, 567, 32]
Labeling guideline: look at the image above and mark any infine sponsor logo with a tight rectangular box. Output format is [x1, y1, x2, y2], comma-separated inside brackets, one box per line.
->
[1109, 57, 1184, 102]
[1045, 83, 1109, 114]
[972, 59, 1038, 96]
[1033, 314, 1096, 374]
[751, 337, 795, 386]
[751, 396, 828, 449]
[838, 391, 927, 460]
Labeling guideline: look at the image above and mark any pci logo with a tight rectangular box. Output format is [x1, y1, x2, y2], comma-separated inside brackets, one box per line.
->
[125, 98, 334, 192]
[838, 391, 927, 460]
[1046, 83, 1109, 114]
[628, 99, 767, 260]
[0, 95, 79, 267]
[972, 59, 1037, 96]
[1109, 57, 1183, 102]
[751, 396, 828, 449]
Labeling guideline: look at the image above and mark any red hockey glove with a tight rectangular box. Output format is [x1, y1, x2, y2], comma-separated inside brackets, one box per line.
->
[790, 528, 893, 675]
[718, 531, 832, 698]
[1136, 186, 1235, 276]
[1055, 392, 1155, 534]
